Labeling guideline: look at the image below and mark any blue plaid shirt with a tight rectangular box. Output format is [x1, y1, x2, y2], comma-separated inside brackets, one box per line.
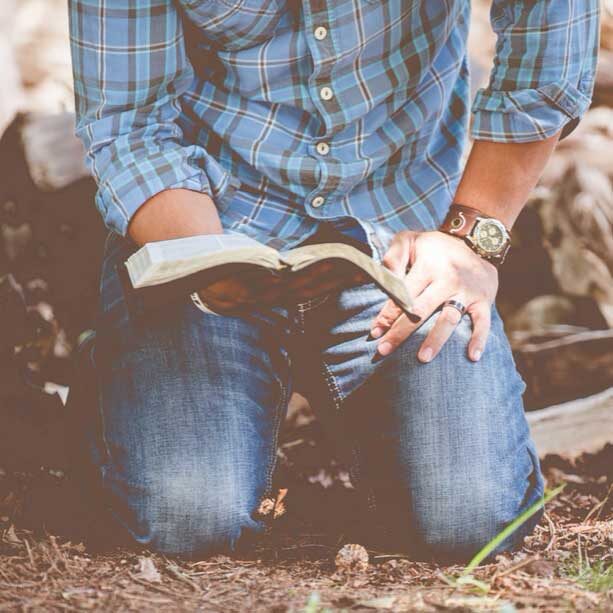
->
[69, 0, 599, 251]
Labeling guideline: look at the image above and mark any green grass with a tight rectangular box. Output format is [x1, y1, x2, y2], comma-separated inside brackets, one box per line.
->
[561, 558, 613, 593]
[441, 484, 566, 595]
[462, 484, 566, 576]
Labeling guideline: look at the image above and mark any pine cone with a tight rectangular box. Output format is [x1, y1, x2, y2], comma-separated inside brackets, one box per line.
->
[335, 543, 369, 572]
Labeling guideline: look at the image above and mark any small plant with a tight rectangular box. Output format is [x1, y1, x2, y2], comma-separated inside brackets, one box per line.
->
[302, 592, 332, 613]
[463, 484, 566, 576]
[561, 558, 613, 593]
[443, 484, 565, 594]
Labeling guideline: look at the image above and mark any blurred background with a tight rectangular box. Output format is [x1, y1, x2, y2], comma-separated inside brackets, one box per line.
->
[0, 0, 611, 513]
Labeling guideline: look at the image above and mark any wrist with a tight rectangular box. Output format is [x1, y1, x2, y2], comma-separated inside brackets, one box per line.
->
[439, 203, 512, 267]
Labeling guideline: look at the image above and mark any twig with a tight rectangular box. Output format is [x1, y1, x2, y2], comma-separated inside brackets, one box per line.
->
[583, 484, 612, 524]
[544, 512, 557, 551]
[492, 556, 537, 580]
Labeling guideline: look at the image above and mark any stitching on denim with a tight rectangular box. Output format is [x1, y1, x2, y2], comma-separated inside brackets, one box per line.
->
[91, 342, 112, 480]
[320, 359, 343, 410]
[263, 354, 291, 496]
[320, 360, 376, 510]
[320, 359, 380, 517]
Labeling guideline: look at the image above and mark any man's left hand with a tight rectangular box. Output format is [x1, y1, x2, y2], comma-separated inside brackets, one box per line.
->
[370, 230, 498, 363]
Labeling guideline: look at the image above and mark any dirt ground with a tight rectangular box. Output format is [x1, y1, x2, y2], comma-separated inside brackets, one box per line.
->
[0, 445, 611, 612]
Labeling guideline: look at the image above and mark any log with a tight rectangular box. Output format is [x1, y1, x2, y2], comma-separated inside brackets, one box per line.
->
[21, 113, 89, 191]
[513, 329, 613, 410]
[0, 0, 23, 136]
[534, 159, 613, 326]
[527, 387, 613, 458]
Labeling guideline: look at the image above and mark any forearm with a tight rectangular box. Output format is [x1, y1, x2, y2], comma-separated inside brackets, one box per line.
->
[127, 189, 223, 246]
[453, 133, 561, 229]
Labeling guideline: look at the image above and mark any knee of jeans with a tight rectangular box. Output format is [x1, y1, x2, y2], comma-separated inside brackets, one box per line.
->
[413, 478, 535, 563]
[131, 470, 261, 558]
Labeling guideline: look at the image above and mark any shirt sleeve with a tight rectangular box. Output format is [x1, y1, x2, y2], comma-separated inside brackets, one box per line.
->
[68, 0, 239, 236]
[471, 0, 601, 143]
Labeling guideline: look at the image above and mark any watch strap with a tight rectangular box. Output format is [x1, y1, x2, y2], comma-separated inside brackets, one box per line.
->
[440, 203, 486, 239]
[440, 203, 511, 267]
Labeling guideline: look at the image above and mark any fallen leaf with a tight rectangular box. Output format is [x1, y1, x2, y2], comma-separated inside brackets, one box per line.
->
[135, 556, 161, 583]
[257, 498, 275, 516]
[4, 525, 21, 546]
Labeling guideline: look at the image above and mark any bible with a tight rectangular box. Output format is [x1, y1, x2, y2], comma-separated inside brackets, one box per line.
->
[120, 233, 413, 315]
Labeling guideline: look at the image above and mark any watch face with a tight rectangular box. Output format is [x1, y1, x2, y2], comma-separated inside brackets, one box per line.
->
[475, 219, 507, 254]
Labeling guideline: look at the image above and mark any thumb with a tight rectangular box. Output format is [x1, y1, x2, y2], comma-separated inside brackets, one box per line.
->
[381, 230, 416, 276]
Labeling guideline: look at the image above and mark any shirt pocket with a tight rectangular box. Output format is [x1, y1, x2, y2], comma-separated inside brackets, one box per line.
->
[181, 0, 286, 50]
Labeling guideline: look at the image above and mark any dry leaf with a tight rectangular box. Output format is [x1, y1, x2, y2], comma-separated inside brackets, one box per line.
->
[273, 501, 286, 519]
[258, 488, 288, 519]
[4, 525, 21, 546]
[135, 557, 161, 583]
[257, 498, 275, 516]
[273, 488, 288, 518]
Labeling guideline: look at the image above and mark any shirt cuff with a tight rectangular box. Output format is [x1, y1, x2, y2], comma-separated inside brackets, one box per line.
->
[94, 146, 241, 237]
[470, 76, 594, 144]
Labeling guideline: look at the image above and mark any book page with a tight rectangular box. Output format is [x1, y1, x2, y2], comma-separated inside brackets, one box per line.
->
[126, 234, 281, 288]
[280, 243, 413, 314]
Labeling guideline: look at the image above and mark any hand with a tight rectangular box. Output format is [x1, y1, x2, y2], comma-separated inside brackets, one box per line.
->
[370, 230, 499, 363]
[196, 269, 284, 314]
[199, 261, 370, 313]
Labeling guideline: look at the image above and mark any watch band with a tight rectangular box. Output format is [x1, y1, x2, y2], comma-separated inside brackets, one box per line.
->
[440, 203, 511, 266]
[440, 203, 489, 237]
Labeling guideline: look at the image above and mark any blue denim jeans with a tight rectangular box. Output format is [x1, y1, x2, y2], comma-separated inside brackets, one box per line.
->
[86, 228, 544, 561]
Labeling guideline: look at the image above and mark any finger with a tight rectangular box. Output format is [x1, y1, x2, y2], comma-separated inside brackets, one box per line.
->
[370, 265, 431, 338]
[381, 232, 412, 275]
[403, 280, 452, 325]
[467, 302, 491, 361]
[416, 302, 464, 363]
[376, 281, 451, 356]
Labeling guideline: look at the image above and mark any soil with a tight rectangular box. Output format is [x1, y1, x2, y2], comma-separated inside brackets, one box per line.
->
[0, 443, 611, 612]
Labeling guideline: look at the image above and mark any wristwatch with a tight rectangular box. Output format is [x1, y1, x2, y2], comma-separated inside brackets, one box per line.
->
[439, 203, 512, 267]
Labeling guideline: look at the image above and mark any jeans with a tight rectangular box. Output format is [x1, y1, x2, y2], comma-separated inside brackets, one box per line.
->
[84, 227, 544, 561]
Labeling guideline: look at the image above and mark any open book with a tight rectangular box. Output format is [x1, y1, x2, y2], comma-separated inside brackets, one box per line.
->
[120, 233, 413, 314]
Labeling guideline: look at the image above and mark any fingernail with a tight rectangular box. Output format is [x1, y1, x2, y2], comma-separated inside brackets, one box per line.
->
[407, 311, 421, 323]
[377, 341, 393, 356]
[472, 349, 482, 361]
[419, 347, 433, 362]
[370, 326, 383, 339]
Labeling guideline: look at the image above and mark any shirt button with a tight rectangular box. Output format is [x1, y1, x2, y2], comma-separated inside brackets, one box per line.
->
[314, 26, 328, 40]
[311, 196, 325, 208]
[315, 141, 330, 155]
[320, 86, 333, 101]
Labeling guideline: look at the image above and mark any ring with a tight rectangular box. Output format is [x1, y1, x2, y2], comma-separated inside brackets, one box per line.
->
[442, 299, 467, 316]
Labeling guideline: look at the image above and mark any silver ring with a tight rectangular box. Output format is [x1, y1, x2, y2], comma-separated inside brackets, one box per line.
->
[442, 299, 467, 316]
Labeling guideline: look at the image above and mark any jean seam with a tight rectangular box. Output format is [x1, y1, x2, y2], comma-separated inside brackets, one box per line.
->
[320, 360, 378, 516]
[91, 342, 113, 480]
[263, 363, 291, 497]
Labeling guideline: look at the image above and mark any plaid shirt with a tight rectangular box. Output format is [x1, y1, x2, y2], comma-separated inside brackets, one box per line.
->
[69, 0, 599, 250]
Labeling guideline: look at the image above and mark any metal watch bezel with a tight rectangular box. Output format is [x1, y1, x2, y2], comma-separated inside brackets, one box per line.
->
[465, 216, 511, 258]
